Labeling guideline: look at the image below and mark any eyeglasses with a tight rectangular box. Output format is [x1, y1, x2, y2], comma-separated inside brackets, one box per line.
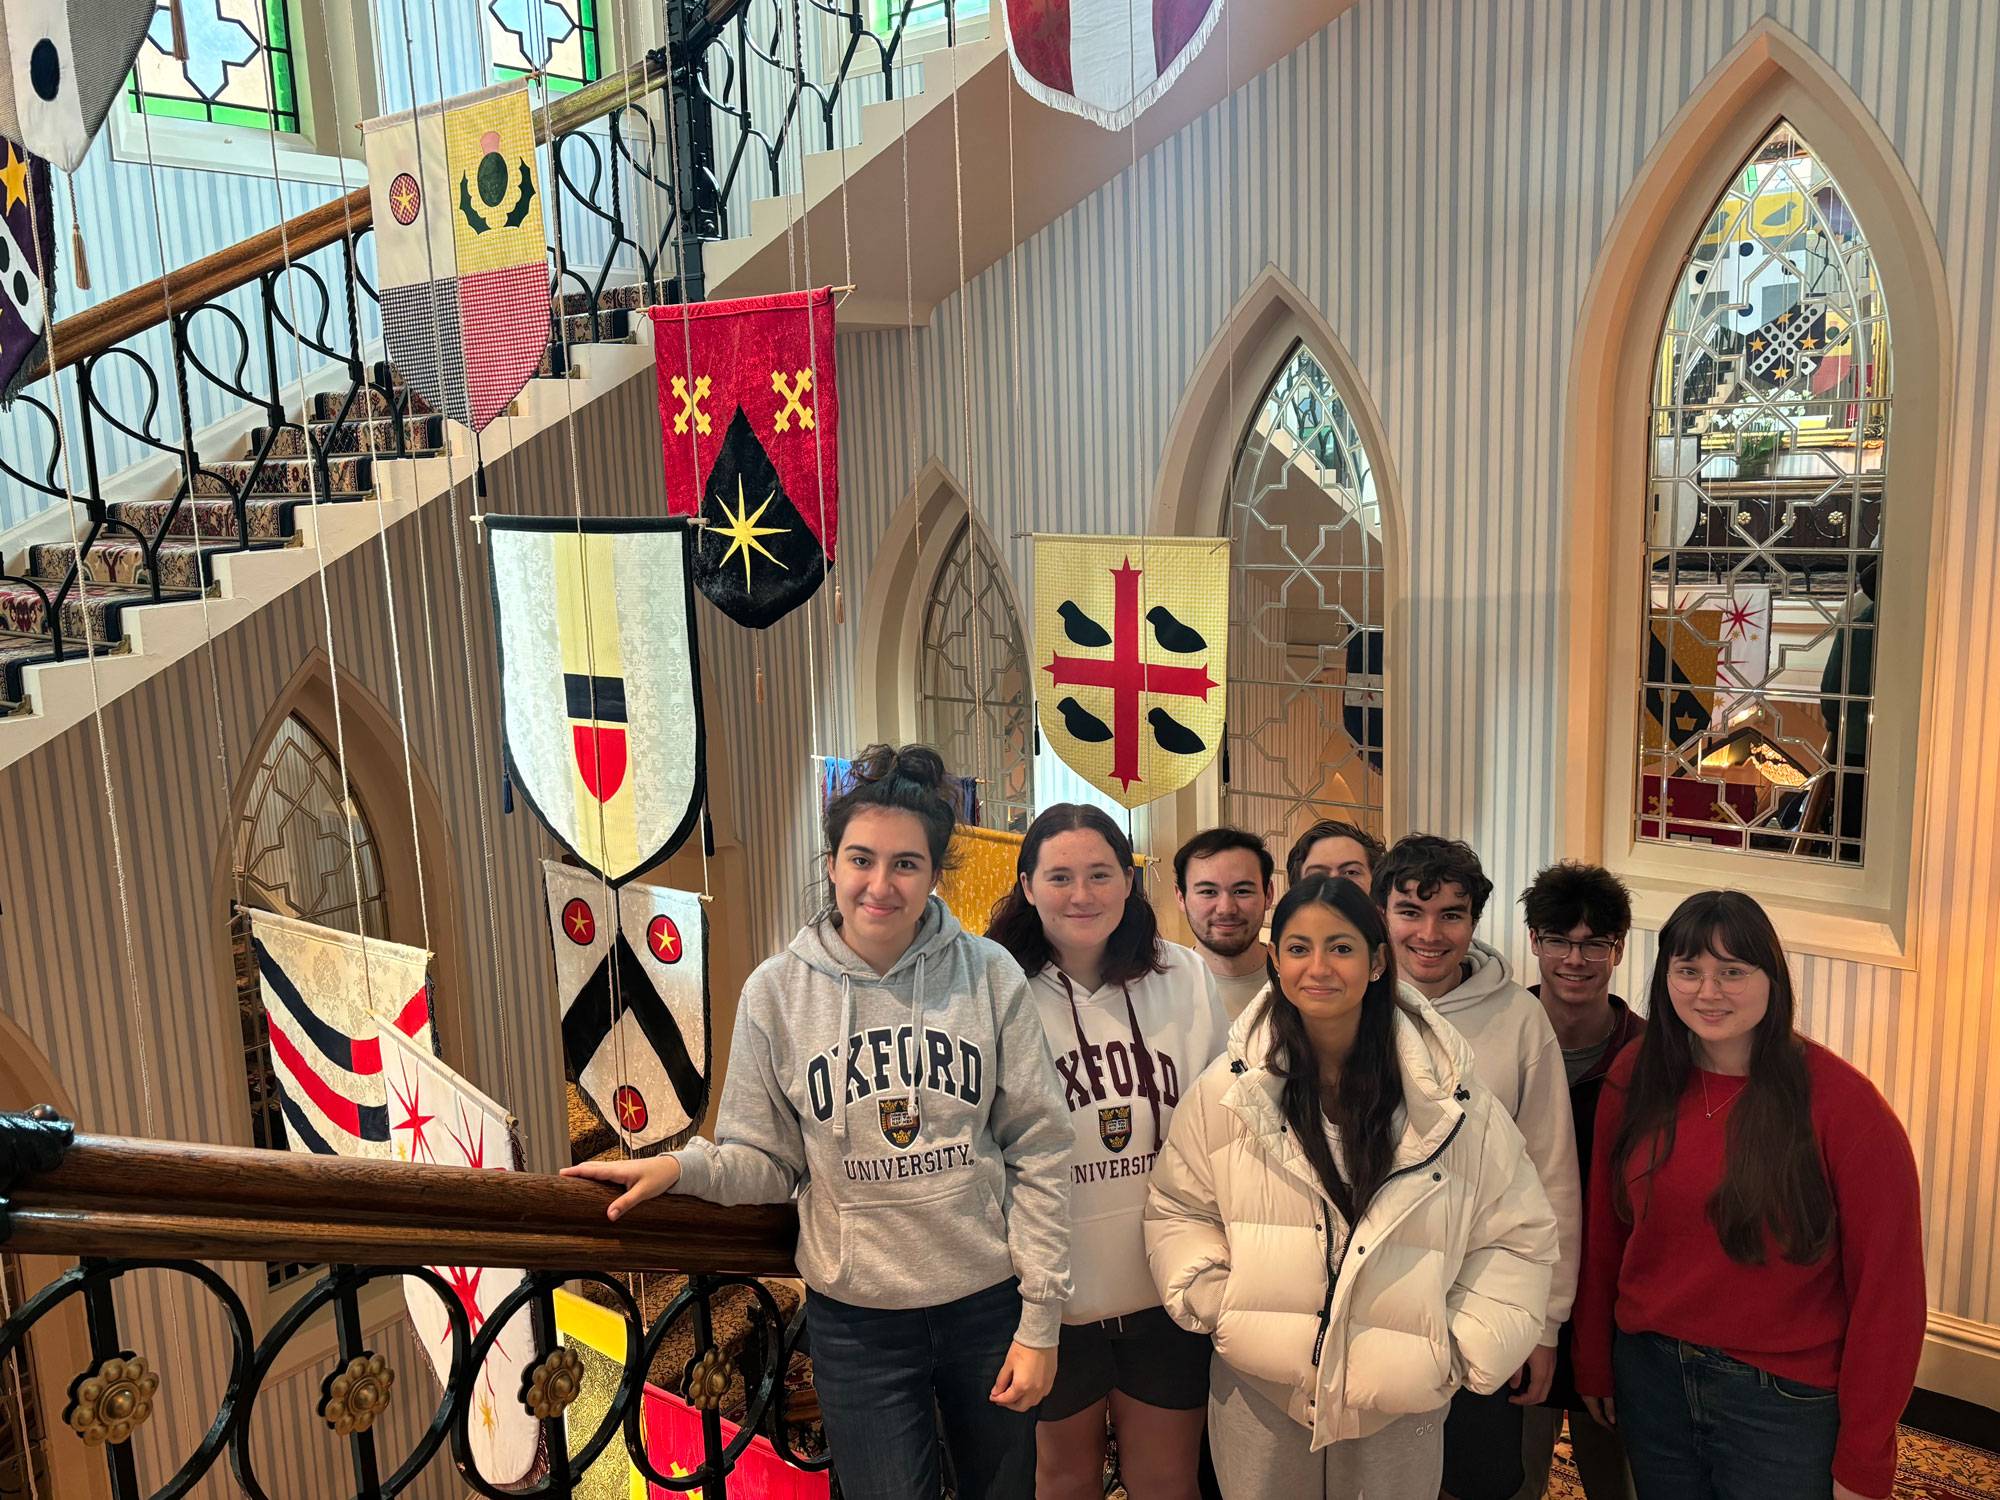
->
[1532, 933, 1619, 962]
[1664, 963, 1763, 995]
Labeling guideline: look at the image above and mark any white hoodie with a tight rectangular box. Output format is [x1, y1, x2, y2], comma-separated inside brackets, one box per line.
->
[1029, 941, 1229, 1323]
[1429, 939, 1580, 1344]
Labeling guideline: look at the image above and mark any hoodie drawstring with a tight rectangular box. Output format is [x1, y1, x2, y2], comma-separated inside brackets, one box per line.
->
[909, 953, 927, 1127]
[835, 971, 855, 1141]
[1056, 971, 1163, 1151]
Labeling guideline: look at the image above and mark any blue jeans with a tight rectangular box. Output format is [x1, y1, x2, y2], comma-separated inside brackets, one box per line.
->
[805, 1279, 1035, 1500]
[1613, 1330, 1839, 1500]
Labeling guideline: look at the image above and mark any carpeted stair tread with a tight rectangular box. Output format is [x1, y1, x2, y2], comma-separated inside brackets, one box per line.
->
[191, 455, 374, 498]
[109, 496, 305, 543]
[0, 579, 168, 647]
[28, 538, 261, 592]
[255, 414, 448, 458]
[556, 283, 650, 316]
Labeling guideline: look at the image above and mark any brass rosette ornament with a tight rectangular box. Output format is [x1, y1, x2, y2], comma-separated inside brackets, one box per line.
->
[65, 1354, 160, 1446]
[520, 1344, 585, 1420]
[320, 1352, 395, 1435]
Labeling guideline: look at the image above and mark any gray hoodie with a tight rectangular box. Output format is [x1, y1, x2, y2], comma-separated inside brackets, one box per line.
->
[1428, 938, 1581, 1343]
[671, 897, 1074, 1345]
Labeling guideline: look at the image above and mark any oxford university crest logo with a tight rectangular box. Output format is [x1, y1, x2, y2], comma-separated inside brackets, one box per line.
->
[1098, 1105, 1132, 1154]
[878, 1096, 921, 1149]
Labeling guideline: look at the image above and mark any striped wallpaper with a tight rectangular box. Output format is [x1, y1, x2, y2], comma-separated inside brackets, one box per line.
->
[693, 0, 2000, 1347]
[0, 375, 667, 1494]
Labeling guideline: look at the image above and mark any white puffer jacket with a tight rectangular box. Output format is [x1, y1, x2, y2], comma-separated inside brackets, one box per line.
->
[1143, 988, 1558, 1448]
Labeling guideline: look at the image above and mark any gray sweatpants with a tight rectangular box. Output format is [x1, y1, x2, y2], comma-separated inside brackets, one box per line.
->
[1207, 1357, 1447, 1499]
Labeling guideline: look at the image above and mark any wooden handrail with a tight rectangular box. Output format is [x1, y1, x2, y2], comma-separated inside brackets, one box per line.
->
[4, 1132, 799, 1275]
[33, 0, 749, 382]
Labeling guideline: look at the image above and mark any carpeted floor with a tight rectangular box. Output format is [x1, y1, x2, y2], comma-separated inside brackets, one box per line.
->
[1544, 1423, 2000, 1499]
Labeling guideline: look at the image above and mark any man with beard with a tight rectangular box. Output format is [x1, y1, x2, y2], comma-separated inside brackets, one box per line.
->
[1173, 827, 1275, 1020]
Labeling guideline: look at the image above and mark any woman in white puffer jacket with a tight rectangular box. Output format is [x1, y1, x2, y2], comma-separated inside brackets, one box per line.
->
[1144, 875, 1560, 1497]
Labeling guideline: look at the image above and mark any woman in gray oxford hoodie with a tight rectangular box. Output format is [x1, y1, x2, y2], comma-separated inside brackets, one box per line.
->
[567, 744, 1072, 1500]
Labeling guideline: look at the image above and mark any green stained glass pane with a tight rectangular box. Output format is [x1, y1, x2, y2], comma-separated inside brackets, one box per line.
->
[486, 0, 603, 89]
[126, 0, 303, 135]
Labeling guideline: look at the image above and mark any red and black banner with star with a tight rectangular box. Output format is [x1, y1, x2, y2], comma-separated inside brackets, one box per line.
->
[648, 289, 840, 630]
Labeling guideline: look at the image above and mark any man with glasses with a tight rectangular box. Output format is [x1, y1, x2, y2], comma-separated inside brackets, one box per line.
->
[1514, 862, 1644, 1500]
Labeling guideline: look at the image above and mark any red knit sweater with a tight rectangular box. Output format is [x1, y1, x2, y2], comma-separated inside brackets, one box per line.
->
[1571, 1039, 1925, 1498]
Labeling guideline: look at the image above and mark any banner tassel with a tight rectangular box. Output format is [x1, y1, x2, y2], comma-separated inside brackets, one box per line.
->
[833, 579, 845, 625]
[702, 802, 715, 857]
[755, 663, 766, 705]
[66, 175, 91, 292]
[500, 752, 514, 814]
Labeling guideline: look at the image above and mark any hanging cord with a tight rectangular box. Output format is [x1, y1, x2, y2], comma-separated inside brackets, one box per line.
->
[781, 0, 827, 795]
[22, 164, 188, 1474]
[942, 1, 989, 817]
[655, 16, 716, 908]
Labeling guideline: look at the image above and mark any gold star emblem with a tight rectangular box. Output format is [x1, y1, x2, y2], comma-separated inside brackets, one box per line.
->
[1801, 335, 1819, 348]
[713, 479, 790, 592]
[1773, 363, 1791, 381]
[390, 177, 420, 222]
[0, 143, 28, 213]
[1749, 337, 1767, 352]
[478, 1391, 496, 1433]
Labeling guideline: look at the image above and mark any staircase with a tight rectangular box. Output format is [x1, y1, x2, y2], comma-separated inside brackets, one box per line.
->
[0, 0, 1352, 766]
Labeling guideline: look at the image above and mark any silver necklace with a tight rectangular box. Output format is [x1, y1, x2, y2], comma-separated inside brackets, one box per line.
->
[1699, 1071, 1747, 1118]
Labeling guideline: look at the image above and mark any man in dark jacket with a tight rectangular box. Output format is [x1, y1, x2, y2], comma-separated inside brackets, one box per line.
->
[1514, 862, 1645, 1500]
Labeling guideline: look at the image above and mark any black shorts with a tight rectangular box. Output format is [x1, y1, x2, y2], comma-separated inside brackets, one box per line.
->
[1038, 1306, 1211, 1422]
[1441, 1383, 1526, 1500]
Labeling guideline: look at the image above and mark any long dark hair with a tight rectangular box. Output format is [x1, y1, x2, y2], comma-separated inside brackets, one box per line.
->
[1262, 875, 1403, 1227]
[818, 744, 957, 924]
[1610, 890, 1833, 1264]
[985, 803, 1165, 986]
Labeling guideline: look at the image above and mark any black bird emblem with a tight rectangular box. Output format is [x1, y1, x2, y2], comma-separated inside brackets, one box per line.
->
[1059, 600, 1112, 648]
[1146, 605, 1206, 654]
[1056, 696, 1114, 743]
[1148, 708, 1206, 756]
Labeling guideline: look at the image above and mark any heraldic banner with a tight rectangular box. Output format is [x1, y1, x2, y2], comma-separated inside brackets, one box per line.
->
[543, 860, 710, 1154]
[2, 0, 155, 169]
[1034, 534, 1229, 809]
[379, 1026, 544, 1486]
[247, 908, 436, 1159]
[1, 137, 52, 405]
[646, 289, 839, 629]
[362, 79, 547, 433]
[488, 516, 706, 884]
[1001, 0, 1223, 132]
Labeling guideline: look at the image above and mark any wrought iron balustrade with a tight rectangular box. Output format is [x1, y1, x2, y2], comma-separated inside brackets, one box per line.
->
[0, 0, 968, 692]
[0, 1106, 816, 1499]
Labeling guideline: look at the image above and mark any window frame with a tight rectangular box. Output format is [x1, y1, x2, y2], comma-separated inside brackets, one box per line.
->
[109, 0, 376, 185]
[1563, 48, 1948, 968]
[484, 0, 609, 96]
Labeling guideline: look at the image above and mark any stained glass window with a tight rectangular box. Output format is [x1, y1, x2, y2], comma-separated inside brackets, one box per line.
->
[486, 0, 602, 94]
[1223, 344, 1386, 856]
[229, 713, 387, 1287]
[1641, 121, 1887, 865]
[920, 518, 1035, 832]
[868, 0, 988, 40]
[127, 0, 302, 134]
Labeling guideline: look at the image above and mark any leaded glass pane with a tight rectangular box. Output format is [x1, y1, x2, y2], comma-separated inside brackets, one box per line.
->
[1224, 344, 1386, 857]
[868, 0, 987, 40]
[128, 0, 301, 134]
[920, 519, 1035, 832]
[1642, 121, 1887, 865]
[230, 713, 387, 1288]
[487, 0, 602, 93]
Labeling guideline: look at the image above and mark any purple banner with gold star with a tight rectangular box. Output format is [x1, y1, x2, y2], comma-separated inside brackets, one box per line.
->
[0, 136, 54, 406]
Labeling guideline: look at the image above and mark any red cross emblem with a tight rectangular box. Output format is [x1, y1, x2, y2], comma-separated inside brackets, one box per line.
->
[1043, 558, 1217, 789]
[647, 913, 682, 964]
[561, 897, 596, 945]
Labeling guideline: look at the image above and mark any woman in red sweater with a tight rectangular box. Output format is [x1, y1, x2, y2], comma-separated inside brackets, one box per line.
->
[1571, 890, 1924, 1500]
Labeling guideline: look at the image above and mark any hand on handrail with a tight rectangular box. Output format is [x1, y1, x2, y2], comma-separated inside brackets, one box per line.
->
[563, 1154, 683, 1220]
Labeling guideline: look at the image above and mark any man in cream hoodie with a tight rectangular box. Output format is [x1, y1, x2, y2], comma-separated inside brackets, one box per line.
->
[1372, 835, 1581, 1500]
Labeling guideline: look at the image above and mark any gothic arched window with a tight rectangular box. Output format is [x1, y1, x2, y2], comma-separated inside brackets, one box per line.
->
[229, 712, 388, 1285]
[919, 518, 1035, 832]
[1223, 343, 1387, 853]
[1643, 120, 1887, 865]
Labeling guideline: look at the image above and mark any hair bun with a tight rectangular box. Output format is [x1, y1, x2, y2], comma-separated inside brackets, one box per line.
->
[850, 742, 950, 794]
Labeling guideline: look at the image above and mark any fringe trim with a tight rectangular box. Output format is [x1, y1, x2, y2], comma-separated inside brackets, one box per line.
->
[1001, 0, 1226, 133]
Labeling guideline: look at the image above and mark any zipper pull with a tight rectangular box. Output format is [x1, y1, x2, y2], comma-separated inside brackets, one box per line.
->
[1312, 1301, 1331, 1364]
